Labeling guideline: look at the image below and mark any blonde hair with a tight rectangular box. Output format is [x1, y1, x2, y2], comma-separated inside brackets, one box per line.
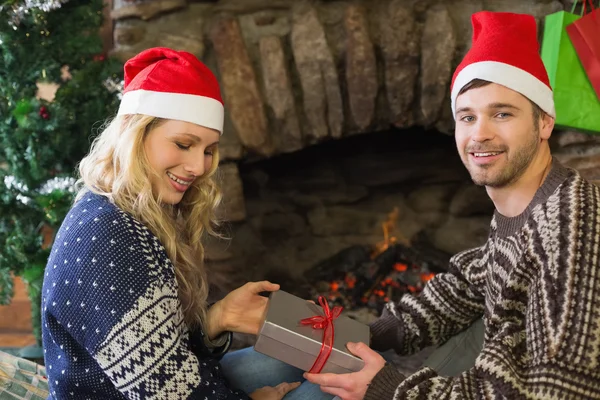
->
[76, 114, 222, 328]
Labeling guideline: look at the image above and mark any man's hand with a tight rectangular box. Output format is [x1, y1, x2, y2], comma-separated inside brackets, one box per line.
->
[303, 342, 385, 400]
[206, 281, 279, 338]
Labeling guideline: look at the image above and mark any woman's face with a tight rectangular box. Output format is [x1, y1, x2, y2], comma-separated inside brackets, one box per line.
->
[144, 119, 220, 205]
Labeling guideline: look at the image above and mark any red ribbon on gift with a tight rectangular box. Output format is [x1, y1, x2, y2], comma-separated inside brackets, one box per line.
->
[300, 296, 343, 373]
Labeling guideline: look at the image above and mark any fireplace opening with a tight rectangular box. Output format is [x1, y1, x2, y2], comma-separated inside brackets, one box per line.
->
[303, 207, 445, 314]
[209, 127, 494, 317]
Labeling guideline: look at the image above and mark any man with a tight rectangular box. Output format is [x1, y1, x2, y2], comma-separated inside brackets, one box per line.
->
[304, 11, 600, 400]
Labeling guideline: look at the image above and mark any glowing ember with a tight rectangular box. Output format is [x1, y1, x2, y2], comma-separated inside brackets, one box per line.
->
[312, 209, 439, 312]
[394, 263, 407, 272]
[421, 273, 435, 282]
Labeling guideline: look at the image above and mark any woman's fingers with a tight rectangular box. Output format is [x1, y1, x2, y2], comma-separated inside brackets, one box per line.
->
[248, 281, 280, 294]
[275, 381, 301, 396]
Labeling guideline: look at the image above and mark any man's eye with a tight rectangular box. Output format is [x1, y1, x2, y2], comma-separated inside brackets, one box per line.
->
[461, 116, 475, 122]
[176, 143, 190, 150]
[497, 113, 512, 119]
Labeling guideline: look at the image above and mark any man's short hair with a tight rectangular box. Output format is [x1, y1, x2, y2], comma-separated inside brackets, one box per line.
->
[458, 79, 544, 130]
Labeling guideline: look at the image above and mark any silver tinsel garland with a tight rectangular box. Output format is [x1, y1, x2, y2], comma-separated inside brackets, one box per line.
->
[1, 0, 70, 27]
[103, 77, 125, 100]
[39, 176, 77, 195]
[3, 175, 31, 204]
[3, 175, 28, 192]
[3, 175, 77, 205]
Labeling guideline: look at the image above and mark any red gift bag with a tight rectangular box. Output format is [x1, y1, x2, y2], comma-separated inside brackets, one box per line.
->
[566, 0, 600, 99]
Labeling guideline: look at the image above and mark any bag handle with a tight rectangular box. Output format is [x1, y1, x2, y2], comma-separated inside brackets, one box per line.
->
[571, 0, 596, 16]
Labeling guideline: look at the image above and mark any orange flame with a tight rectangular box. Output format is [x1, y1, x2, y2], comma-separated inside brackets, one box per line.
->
[371, 208, 399, 258]
[371, 207, 411, 258]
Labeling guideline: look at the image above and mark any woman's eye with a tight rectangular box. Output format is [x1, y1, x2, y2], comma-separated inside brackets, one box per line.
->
[176, 143, 190, 150]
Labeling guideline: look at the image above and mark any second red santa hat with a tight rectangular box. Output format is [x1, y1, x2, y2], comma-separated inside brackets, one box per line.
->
[451, 11, 556, 119]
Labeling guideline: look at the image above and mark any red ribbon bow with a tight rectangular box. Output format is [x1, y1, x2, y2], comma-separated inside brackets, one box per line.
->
[300, 296, 343, 373]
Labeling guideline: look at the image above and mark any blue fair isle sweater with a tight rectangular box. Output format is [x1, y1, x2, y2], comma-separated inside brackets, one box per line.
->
[41, 192, 249, 399]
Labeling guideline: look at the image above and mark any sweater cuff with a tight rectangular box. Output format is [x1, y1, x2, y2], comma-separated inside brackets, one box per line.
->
[364, 363, 405, 400]
[369, 313, 404, 352]
[203, 330, 229, 349]
[204, 331, 232, 358]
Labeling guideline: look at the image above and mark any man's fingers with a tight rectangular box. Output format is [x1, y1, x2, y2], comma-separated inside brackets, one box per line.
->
[346, 342, 380, 365]
[303, 372, 349, 389]
[275, 381, 300, 395]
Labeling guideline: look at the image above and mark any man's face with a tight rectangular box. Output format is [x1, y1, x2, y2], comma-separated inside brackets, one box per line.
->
[454, 83, 540, 188]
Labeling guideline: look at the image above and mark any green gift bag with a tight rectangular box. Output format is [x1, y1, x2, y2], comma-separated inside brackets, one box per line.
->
[541, 7, 600, 133]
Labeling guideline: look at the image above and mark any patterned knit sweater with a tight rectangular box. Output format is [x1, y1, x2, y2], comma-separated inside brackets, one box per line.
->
[41, 192, 249, 399]
[367, 161, 600, 399]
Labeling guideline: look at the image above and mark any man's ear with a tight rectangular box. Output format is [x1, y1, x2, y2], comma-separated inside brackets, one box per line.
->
[540, 113, 555, 140]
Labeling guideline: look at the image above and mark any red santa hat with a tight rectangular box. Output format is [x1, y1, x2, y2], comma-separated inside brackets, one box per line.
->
[451, 11, 555, 119]
[117, 47, 224, 134]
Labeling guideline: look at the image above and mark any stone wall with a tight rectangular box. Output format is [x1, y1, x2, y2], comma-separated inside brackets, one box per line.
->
[109, 0, 580, 222]
[111, 0, 567, 152]
[107, 0, 600, 293]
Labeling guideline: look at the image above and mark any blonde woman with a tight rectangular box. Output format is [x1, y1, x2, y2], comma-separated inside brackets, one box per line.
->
[41, 48, 334, 400]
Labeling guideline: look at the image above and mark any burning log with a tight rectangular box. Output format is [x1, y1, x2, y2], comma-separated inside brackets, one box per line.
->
[304, 245, 371, 283]
[305, 243, 442, 312]
[304, 209, 451, 312]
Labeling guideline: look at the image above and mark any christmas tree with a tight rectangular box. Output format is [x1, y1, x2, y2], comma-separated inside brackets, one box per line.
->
[0, 0, 123, 346]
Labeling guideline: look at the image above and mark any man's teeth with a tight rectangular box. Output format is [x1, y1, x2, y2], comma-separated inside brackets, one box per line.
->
[167, 172, 191, 186]
[474, 152, 500, 157]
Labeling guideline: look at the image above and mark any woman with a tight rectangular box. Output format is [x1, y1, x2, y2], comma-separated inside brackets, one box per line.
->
[41, 47, 334, 400]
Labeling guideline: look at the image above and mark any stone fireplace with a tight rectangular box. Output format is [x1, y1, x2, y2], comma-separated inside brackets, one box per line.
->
[206, 128, 493, 298]
[107, 0, 600, 299]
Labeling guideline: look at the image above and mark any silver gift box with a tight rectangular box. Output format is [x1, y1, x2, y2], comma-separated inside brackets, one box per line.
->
[254, 290, 370, 374]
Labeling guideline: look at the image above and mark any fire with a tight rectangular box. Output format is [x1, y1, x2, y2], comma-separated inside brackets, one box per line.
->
[319, 207, 437, 310]
[371, 207, 410, 258]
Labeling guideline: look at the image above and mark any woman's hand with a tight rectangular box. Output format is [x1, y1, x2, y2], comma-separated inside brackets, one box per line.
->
[249, 382, 301, 400]
[206, 281, 280, 338]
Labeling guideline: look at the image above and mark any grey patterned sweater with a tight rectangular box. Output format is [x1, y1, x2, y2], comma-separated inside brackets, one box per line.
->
[367, 161, 600, 399]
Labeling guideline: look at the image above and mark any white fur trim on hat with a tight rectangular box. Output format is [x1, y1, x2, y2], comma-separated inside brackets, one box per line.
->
[451, 61, 555, 119]
[117, 89, 224, 134]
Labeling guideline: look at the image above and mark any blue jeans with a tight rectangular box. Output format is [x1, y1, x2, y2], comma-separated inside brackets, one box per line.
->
[220, 347, 335, 400]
